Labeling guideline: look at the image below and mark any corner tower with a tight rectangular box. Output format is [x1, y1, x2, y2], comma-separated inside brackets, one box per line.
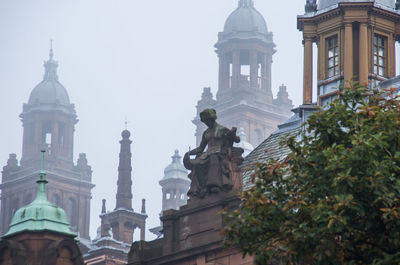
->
[193, 0, 293, 147]
[0, 47, 94, 239]
[298, 0, 400, 106]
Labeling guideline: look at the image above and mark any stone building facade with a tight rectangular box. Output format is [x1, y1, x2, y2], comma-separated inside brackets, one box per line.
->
[0, 48, 94, 239]
[193, 0, 293, 148]
[299, 0, 400, 106]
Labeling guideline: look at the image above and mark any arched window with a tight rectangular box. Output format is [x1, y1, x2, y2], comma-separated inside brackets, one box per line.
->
[56, 247, 72, 264]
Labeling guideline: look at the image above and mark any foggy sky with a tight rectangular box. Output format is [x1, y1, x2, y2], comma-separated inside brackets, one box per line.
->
[0, 0, 306, 240]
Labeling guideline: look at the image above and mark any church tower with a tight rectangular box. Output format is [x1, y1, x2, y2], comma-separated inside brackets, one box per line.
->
[0, 47, 94, 239]
[298, 0, 400, 106]
[193, 0, 293, 147]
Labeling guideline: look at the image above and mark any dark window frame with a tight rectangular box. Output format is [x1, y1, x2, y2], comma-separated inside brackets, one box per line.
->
[326, 35, 339, 78]
[373, 34, 386, 77]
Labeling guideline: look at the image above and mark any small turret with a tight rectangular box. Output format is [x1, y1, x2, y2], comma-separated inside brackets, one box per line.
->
[159, 150, 190, 211]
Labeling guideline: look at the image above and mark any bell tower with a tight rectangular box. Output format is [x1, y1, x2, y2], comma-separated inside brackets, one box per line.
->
[193, 0, 293, 147]
[298, 0, 400, 106]
[20, 45, 76, 166]
[0, 46, 94, 239]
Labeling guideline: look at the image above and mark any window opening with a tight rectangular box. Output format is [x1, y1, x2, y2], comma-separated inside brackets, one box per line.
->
[374, 34, 386, 76]
[327, 35, 339, 77]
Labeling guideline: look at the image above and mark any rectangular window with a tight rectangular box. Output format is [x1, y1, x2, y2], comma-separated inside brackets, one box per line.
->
[327, 35, 339, 78]
[373, 34, 386, 76]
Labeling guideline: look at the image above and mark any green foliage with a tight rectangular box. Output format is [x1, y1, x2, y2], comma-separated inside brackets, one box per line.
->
[223, 86, 400, 265]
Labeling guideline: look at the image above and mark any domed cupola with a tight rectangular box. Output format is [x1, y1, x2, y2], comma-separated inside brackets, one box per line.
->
[218, 0, 272, 44]
[24, 45, 74, 116]
[162, 150, 188, 181]
[2, 151, 76, 238]
[19, 45, 78, 164]
[318, 0, 395, 11]
[159, 150, 190, 211]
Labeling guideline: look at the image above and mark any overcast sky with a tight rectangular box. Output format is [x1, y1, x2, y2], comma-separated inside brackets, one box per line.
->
[0, 0, 306, 240]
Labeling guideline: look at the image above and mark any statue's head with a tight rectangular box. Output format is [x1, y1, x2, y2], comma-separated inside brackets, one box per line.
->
[200, 109, 217, 125]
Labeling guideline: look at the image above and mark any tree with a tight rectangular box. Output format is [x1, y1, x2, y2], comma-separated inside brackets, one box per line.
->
[223, 86, 400, 265]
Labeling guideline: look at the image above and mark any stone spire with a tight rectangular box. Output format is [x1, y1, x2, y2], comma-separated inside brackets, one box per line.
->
[43, 40, 59, 81]
[115, 129, 133, 210]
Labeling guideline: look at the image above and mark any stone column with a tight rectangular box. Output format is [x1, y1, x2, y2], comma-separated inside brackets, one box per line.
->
[359, 23, 368, 85]
[141, 224, 146, 241]
[393, 38, 396, 77]
[389, 34, 396, 77]
[218, 56, 223, 90]
[51, 121, 59, 155]
[250, 50, 258, 88]
[303, 37, 313, 104]
[220, 55, 230, 89]
[232, 50, 240, 88]
[261, 54, 266, 90]
[266, 54, 272, 97]
[344, 23, 353, 84]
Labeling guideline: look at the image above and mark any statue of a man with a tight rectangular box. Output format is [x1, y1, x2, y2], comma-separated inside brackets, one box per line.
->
[184, 109, 241, 198]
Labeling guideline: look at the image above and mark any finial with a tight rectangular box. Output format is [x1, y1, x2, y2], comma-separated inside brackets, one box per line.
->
[125, 118, 128, 130]
[49, 39, 54, 60]
[238, 0, 254, 7]
[102, 199, 106, 214]
[305, 0, 317, 13]
[37, 150, 48, 200]
[141, 199, 146, 214]
[172, 149, 181, 163]
[40, 150, 46, 174]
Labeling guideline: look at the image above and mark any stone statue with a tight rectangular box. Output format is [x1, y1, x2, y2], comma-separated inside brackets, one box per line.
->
[183, 109, 243, 199]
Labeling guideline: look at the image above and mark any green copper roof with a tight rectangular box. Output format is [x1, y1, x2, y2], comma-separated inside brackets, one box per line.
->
[2, 151, 76, 238]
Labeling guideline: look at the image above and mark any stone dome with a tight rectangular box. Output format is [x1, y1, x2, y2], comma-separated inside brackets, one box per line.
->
[218, 0, 272, 44]
[28, 48, 70, 106]
[29, 80, 70, 105]
[162, 150, 188, 181]
[223, 0, 268, 35]
[318, 0, 395, 10]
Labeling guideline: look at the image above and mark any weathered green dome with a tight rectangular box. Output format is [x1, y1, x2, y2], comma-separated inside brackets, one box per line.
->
[2, 151, 76, 238]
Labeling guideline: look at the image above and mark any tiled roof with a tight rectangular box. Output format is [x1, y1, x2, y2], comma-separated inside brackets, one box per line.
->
[241, 109, 301, 189]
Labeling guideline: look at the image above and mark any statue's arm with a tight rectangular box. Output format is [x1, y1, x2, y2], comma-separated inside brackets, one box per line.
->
[190, 133, 207, 155]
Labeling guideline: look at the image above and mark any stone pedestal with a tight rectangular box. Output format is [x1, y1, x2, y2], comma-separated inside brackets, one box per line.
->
[128, 194, 252, 265]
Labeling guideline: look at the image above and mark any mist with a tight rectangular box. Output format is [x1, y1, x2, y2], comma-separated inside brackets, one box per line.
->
[0, 0, 305, 240]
